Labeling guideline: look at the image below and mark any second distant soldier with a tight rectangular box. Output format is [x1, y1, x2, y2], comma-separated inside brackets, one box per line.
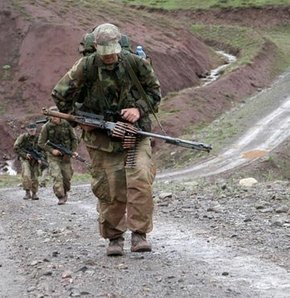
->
[38, 106, 79, 205]
[14, 123, 41, 200]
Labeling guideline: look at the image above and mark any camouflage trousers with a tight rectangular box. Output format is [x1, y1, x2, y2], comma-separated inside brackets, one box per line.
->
[87, 137, 156, 240]
[39, 165, 50, 186]
[20, 159, 39, 193]
[48, 156, 73, 198]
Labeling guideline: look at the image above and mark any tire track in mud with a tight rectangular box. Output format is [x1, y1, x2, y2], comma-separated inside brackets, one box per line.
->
[157, 70, 290, 181]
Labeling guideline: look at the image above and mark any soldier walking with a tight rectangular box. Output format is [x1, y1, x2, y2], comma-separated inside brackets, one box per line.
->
[38, 106, 79, 205]
[51, 23, 161, 255]
[14, 123, 41, 200]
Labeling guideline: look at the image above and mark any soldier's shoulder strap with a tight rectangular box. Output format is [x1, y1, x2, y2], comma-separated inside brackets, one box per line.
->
[83, 53, 98, 86]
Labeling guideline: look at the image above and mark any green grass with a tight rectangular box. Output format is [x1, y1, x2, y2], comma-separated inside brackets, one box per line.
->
[0, 105, 6, 115]
[0, 175, 21, 188]
[0, 173, 91, 189]
[122, 0, 290, 9]
[264, 24, 290, 67]
[191, 24, 264, 69]
[71, 172, 91, 184]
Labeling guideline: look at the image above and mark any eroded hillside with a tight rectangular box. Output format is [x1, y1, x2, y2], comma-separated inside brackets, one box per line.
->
[0, 0, 288, 171]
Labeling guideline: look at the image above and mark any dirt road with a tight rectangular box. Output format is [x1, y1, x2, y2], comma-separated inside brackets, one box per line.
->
[0, 182, 290, 298]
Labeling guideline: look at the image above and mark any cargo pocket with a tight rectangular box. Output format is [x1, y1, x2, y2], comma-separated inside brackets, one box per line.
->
[91, 170, 111, 203]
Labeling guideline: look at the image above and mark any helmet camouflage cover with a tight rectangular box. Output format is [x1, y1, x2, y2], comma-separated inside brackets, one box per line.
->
[93, 23, 122, 56]
[79, 23, 132, 56]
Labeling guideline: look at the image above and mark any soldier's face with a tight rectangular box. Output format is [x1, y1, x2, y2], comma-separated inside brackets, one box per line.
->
[27, 128, 37, 136]
[51, 117, 61, 124]
[100, 54, 118, 65]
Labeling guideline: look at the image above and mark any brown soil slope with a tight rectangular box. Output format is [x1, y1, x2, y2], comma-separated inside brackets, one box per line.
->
[0, 1, 288, 171]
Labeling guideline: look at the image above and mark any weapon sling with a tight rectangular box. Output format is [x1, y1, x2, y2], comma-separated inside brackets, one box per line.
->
[123, 54, 167, 135]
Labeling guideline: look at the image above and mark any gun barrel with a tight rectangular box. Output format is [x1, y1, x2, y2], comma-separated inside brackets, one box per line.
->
[137, 130, 212, 152]
[35, 119, 48, 125]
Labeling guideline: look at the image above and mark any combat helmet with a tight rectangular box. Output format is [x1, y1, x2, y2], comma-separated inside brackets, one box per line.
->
[79, 25, 132, 57]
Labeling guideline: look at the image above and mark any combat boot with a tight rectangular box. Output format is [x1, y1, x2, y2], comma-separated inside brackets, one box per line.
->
[23, 190, 31, 200]
[106, 237, 124, 256]
[131, 232, 152, 252]
[31, 192, 39, 200]
[63, 193, 68, 203]
[57, 197, 66, 205]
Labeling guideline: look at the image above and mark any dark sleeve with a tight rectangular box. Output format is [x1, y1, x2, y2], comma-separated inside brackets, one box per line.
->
[51, 57, 86, 113]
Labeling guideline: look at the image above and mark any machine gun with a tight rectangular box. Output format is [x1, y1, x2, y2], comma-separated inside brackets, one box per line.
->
[42, 108, 212, 152]
[23, 148, 49, 167]
[35, 118, 48, 125]
[46, 140, 88, 164]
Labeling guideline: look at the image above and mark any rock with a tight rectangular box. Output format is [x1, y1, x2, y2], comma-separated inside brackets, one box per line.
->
[239, 178, 258, 187]
[69, 287, 81, 297]
[207, 203, 222, 213]
[255, 201, 269, 209]
[275, 205, 289, 213]
[159, 192, 173, 199]
[62, 270, 73, 278]
[271, 215, 286, 227]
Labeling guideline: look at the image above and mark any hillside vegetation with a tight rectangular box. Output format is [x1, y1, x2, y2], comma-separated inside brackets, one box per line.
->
[2, 0, 290, 173]
[123, 0, 290, 9]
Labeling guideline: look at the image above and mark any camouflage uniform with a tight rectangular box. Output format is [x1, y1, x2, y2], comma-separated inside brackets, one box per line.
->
[14, 130, 40, 199]
[38, 119, 78, 203]
[39, 151, 50, 187]
[52, 23, 161, 254]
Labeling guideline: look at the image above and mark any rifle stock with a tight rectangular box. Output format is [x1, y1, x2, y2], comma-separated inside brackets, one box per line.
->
[42, 108, 212, 152]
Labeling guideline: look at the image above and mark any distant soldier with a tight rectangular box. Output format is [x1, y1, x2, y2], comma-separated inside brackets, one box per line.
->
[38, 106, 79, 205]
[14, 123, 42, 200]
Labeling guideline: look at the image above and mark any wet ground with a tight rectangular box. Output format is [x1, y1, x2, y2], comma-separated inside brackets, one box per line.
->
[0, 178, 289, 298]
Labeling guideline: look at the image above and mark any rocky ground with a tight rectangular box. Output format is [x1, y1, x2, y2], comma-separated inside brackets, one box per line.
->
[0, 176, 289, 297]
